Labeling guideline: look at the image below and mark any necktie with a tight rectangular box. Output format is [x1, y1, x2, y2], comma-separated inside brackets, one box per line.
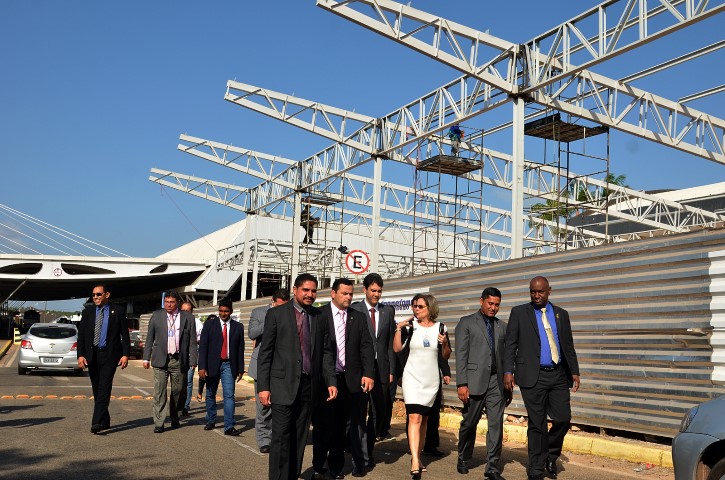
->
[167, 314, 177, 355]
[221, 321, 228, 359]
[541, 307, 560, 364]
[369, 308, 376, 334]
[336, 311, 346, 372]
[485, 317, 496, 366]
[296, 309, 311, 374]
[93, 308, 103, 346]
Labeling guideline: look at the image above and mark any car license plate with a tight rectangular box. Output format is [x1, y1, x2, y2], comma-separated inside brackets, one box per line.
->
[41, 357, 61, 364]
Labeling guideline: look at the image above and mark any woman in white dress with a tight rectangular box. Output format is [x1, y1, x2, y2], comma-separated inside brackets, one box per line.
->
[394, 293, 451, 479]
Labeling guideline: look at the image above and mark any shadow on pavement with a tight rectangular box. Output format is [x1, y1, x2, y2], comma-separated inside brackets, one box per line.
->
[0, 404, 41, 415]
[0, 416, 64, 428]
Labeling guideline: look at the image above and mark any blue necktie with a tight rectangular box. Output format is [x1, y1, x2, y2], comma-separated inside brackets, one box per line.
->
[485, 317, 496, 367]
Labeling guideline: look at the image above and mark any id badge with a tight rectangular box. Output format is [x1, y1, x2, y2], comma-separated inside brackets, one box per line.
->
[423, 336, 431, 348]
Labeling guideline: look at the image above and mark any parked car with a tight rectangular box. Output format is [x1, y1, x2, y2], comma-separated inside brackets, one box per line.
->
[129, 330, 144, 358]
[673, 395, 725, 480]
[18, 324, 82, 375]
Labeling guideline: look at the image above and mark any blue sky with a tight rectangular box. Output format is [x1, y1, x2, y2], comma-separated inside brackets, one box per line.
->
[2, 0, 723, 268]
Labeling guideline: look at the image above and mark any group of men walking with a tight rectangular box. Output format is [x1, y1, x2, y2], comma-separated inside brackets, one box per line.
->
[75, 273, 579, 480]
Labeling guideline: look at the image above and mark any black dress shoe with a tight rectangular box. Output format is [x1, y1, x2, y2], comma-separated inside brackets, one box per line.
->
[484, 471, 505, 480]
[259, 445, 270, 453]
[153, 426, 164, 433]
[351, 467, 365, 477]
[423, 447, 444, 457]
[181, 408, 189, 416]
[457, 459, 469, 474]
[224, 427, 242, 436]
[204, 422, 215, 430]
[90, 424, 101, 434]
[330, 472, 345, 479]
[545, 459, 557, 478]
[366, 460, 375, 469]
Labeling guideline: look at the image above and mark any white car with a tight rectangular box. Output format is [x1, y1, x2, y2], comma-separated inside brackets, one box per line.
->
[18, 323, 82, 375]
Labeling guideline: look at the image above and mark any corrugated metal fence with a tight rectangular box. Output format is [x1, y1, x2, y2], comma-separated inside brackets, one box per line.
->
[142, 228, 725, 438]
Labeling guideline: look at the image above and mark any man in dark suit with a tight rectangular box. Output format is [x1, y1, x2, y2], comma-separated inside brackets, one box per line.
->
[313, 278, 375, 479]
[456, 287, 510, 480]
[503, 277, 580, 480]
[143, 290, 198, 433]
[257, 273, 338, 480]
[77, 283, 130, 434]
[350, 272, 396, 463]
[249, 289, 290, 452]
[198, 298, 245, 436]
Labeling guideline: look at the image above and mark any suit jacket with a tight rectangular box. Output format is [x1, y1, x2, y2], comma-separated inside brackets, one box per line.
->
[350, 301, 395, 384]
[248, 304, 271, 380]
[323, 303, 375, 393]
[455, 311, 506, 395]
[199, 318, 245, 378]
[77, 303, 130, 365]
[503, 302, 579, 388]
[143, 309, 198, 372]
[256, 301, 336, 407]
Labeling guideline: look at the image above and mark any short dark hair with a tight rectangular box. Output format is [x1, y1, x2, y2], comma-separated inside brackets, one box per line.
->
[272, 289, 290, 302]
[218, 298, 233, 310]
[164, 290, 181, 302]
[181, 301, 194, 312]
[294, 273, 318, 288]
[332, 278, 354, 291]
[92, 283, 108, 292]
[363, 273, 384, 289]
[481, 287, 502, 300]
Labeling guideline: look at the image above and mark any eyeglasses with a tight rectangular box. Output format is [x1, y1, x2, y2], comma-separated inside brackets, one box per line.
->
[92, 293, 104, 297]
[412, 304, 427, 309]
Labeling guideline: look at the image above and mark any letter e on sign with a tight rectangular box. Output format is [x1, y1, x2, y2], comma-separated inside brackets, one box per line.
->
[345, 250, 370, 275]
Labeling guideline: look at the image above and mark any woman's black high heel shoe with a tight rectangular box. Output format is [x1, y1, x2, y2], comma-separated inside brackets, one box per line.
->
[411, 459, 422, 479]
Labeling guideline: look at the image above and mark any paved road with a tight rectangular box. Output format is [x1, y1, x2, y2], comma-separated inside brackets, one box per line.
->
[0, 344, 672, 480]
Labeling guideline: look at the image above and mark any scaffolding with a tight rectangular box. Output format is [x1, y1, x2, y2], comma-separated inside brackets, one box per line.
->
[523, 112, 610, 255]
[412, 126, 486, 275]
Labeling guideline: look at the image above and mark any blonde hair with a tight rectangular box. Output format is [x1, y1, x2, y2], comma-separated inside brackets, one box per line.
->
[412, 293, 439, 321]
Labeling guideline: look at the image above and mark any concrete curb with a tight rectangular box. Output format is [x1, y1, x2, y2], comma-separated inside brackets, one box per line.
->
[0, 340, 11, 359]
[438, 412, 673, 468]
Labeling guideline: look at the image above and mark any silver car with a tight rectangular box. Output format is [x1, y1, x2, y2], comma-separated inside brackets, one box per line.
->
[673, 395, 725, 480]
[18, 323, 82, 375]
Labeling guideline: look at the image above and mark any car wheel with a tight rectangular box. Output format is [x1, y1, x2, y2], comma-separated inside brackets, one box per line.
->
[18, 365, 28, 375]
[707, 458, 725, 480]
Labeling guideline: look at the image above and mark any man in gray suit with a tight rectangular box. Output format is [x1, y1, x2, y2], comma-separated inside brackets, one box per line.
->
[143, 290, 198, 433]
[350, 272, 396, 467]
[455, 287, 510, 480]
[248, 289, 290, 453]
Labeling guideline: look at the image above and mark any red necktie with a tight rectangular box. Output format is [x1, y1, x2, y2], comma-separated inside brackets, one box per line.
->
[370, 308, 376, 333]
[221, 321, 228, 360]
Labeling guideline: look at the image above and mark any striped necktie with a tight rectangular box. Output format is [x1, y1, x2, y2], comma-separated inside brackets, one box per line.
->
[93, 308, 104, 346]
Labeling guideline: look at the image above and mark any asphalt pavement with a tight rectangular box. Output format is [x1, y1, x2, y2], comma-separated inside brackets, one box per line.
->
[0, 344, 673, 480]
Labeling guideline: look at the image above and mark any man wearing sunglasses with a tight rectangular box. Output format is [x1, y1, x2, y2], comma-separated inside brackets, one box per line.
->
[77, 284, 131, 434]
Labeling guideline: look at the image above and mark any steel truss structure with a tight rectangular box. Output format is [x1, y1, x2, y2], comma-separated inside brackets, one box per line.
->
[150, 0, 725, 298]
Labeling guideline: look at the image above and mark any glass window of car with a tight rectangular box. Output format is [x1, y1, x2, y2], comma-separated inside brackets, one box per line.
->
[29, 325, 77, 339]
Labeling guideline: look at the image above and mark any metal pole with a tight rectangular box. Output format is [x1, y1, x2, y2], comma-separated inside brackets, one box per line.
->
[510, 97, 525, 259]
[291, 192, 302, 281]
[371, 157, 382, 274]
[239, 214, 254, 301]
